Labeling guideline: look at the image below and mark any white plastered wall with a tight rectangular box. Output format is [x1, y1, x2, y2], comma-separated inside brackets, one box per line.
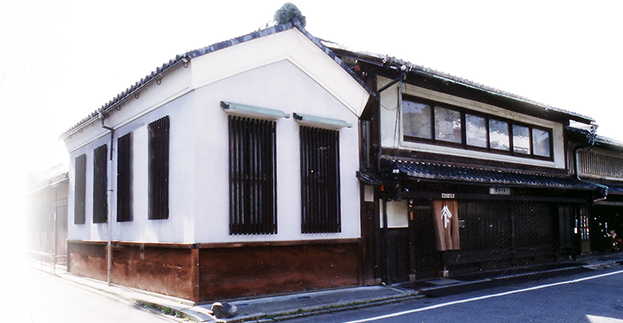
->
[378, 76, 566, 169]
[192, 59, 361, 243]
[65, 26, 369, 243]
[66, 93, 197, 243]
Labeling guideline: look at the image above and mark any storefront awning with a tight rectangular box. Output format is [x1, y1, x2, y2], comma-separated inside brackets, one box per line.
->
[603, 185, 623, 195]
[364, 159, 601, 191]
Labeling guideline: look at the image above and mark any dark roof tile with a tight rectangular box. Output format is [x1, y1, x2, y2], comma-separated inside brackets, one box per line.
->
[384, 159, 598, 191]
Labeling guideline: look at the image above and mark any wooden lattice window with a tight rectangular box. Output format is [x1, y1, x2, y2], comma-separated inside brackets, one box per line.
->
[74, 154, 86, 224]
[300, 127, 341, 233]
[93, 144, 108, 223]
[228, 116, 277, 235]
[148, 116, 170, 220]
[117, 133, 133, 222]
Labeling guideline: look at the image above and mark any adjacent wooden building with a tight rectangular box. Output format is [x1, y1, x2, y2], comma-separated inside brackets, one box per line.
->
[326, 45, 609, 284]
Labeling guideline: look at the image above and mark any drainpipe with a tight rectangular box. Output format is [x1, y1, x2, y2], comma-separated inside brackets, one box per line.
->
[99, 110, 114, 286]
[574, 145, 608, 203]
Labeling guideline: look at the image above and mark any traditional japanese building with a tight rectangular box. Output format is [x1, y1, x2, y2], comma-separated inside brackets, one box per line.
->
[567, 126, 623, 253]
[326, 45, 605, 284]
[60, 18, 371, 301]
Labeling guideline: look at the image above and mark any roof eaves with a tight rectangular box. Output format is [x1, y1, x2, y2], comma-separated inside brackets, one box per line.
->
[567, 126, 623, 148]
[59, 54, 189, 139]
[390, 159, 598, 191]
[325, 44, 594, 124]
[61, 19, 374, 140]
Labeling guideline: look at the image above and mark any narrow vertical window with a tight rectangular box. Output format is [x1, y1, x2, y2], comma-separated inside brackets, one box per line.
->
[300, 127, 341, 233]
[532, 128, 551, 158]
[489, 119, 510, 151]
[434, 106, 461, 143]
[465, 114, 487, 148]
[229, 116, 277, 235]
[117, 133, 133, 222]
[512, 125, 530, 154]
[74, 154, 86, 224]
[93, 145, 108, 223]
[148, 116, 169, 220]
[403, 101, 432, 139]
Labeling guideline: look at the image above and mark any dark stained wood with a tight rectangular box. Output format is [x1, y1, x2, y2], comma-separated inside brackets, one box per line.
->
[67, 241, 107, 281]
[68, 240, 361, 302]
[68, 241, 193, 299]
[195, 238, 360, 249]
[199, 243, 359, 300]
[111, 245, 192, 299]
[191, 247, 200, 302]
[359, 185, 378, 285]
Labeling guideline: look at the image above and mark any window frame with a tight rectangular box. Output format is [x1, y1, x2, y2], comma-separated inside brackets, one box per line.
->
[148, 116, 170, 220]
[228, 116, 277, 235]
[93, 144, 108, 224]
[117, 132, 133, 222]
[401, 94, 554, 161]
[299, 126, 342, 234]
[74, 154, 87, 225]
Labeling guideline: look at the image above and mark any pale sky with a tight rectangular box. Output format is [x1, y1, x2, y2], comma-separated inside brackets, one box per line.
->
[1, 0, 622, 250]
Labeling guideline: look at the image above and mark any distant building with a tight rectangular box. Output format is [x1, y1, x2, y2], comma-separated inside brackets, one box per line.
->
[567, 126, 623, 253]
[26, 164, 69, 272]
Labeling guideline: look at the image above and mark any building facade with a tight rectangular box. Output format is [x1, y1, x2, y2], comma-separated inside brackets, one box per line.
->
[26, 165, 69, 272]
[61, 19, 371, 301]
[568, 126, 623, 253]
[327, 46, 606, 284]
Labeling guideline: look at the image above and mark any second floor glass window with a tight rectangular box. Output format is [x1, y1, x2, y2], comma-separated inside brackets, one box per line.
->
[401, 95, 553, 160]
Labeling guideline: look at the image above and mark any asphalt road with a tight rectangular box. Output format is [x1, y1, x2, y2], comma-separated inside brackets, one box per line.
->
[285, 266, 623, 323]
[0, 253, 177, 323]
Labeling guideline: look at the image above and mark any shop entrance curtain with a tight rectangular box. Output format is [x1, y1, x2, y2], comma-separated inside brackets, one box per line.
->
[432, 200, 460, 251]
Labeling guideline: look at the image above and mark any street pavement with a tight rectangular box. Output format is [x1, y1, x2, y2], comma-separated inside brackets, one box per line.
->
[4, 251, 623, 322]
[286, 264, 623, 322]
[0, 251, 177, 323]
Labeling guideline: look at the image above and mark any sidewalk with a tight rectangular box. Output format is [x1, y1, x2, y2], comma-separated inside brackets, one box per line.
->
[51, 252, 623, 322]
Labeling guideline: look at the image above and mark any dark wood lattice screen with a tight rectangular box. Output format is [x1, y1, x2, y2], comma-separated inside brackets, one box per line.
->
[228, 116, 277, 235]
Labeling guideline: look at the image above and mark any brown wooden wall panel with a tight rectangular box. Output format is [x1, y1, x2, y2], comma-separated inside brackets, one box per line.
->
[68, 242, 193, 299]
[68, 242, 107, 281]
[68, 241, 360, 302]
[199, 243, 359, 300]
[111, 246, 192, 299]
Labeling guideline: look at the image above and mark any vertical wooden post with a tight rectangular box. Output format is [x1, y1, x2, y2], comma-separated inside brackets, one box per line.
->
[190, 245, 200, 302]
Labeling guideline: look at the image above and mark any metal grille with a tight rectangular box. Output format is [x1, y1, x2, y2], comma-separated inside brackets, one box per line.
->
[300, 126, 341, 233]
[228, 116, 277, 235]
[148, 116, 170, 220]
[74, 154, 86, 224]
[117, 133, 133, 222]
[93, 145, 108, 223]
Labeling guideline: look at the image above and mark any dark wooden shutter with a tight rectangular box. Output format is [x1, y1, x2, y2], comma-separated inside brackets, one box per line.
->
[93, 145, 108, 223]
[148, 116, 170, 220]
[229, 116, 277, 235]
[117, 133, 132, 222]
[74, 154, 86, 224]
[300, 127, 341, 233]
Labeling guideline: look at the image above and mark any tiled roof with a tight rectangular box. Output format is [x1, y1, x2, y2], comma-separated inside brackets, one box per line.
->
[28, 171, 69, 192]
[60, 19, 372, 139]
[323, 41, 595, 124]
[607, 185, 623, 195]
[387, 159, 598, 191]
[567, 126, 623, 148]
